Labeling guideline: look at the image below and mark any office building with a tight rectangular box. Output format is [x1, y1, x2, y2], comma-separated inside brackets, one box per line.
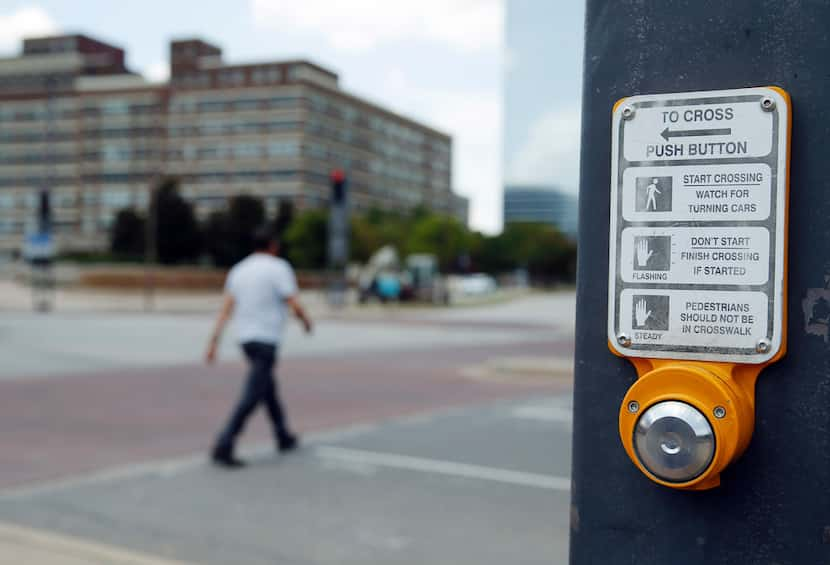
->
[0, 34, 464, 254]
[503, 185, 578, 238]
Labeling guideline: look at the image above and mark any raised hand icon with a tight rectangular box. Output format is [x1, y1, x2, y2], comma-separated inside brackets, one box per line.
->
[635, 298, 652, 327]
[636, 239, 654, 268]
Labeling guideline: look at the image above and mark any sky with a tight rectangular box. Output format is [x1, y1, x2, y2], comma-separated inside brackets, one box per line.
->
[504, 0, 584, 195]
[0, 0, 584, 233]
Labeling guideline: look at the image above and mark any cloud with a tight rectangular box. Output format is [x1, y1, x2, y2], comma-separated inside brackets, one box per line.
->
[250, 0, 503, 231]
[506, 106, 581, 193]
[374, 67, 501, 233]
[503, 45, 518, 74]
[250, 0, 501, 54]
[144, 60, 170, 83]
[0, 5, 58, 53]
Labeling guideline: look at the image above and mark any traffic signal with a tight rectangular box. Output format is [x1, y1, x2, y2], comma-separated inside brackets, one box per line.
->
[330, 169, 346, 205]
[38, 189, 51, 232]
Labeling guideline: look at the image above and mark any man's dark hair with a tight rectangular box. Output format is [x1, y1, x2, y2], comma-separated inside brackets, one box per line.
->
[252, 226, 278, 252]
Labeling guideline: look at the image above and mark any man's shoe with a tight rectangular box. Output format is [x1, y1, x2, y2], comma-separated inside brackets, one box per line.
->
[278, 434, 299, 453]
[211, 448, 246, 469]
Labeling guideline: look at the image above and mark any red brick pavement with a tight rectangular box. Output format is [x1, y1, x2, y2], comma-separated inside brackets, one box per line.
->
[0, 339, 573, 492]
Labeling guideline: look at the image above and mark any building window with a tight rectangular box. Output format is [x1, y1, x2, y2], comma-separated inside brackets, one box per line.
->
[82, 214, 97, 235]
[199, 119, 225, 135]
[198, 100, 227, 113]
[178, 73, 210, 88]
[101, 188, 132, 209]
[102, 145, 131, 162]
[252, 67, 281, 84]
[233, 99, 260, 111]
[197, 146, 221, 160]
[307, 93, 327, 112]
[171, 99, 197, 113]
[98, 209, 115, 229]
[303, 142, 327, 159]
[54, 191, 76, 208]
[342, 105, 357, 122]
[135, 191, 149, 208]
[101, 99, 130, 115]
[22, 192, 39, 209]
[234, 121, 262, 134]
[268, 170, 298, 181]
[83, 190, 99, 206]
[269, 96, 298, 109]
[219, 70, 245, 86]
[234, 143, 261, 159]
[268, 142, 300, 157]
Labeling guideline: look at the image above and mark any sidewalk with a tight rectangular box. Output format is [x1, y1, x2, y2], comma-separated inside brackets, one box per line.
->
[0, 521, 190, 565]
[0, 279, 332, 315]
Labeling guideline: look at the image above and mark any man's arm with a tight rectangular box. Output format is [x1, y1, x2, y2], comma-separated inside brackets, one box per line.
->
[206, 293, 235, 364]
[286, 295, 313, 334]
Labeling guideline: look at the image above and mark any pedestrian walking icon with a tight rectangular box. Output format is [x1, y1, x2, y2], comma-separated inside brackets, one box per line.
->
[646, 179, 660, 210]
[635, 176, 672, 212]
[632, 295, 669, 330]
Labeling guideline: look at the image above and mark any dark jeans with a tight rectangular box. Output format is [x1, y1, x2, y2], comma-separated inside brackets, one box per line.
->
[215, 341, 292, 453]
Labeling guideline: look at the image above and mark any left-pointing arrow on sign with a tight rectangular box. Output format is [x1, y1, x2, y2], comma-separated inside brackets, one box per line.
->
[660, 127, 732, 142]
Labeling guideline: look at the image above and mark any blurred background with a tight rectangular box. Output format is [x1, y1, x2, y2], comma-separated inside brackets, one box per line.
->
[0, 0, 584, 563]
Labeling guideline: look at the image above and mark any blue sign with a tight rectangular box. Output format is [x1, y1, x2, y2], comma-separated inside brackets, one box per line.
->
[23, 231, 55, 262]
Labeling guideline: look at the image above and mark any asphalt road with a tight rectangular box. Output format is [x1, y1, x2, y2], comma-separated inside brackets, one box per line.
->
[0, 395, 572, 564]
[0, 292, 575, 564]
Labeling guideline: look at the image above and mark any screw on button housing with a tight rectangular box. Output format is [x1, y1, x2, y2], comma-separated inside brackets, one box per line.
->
[621, 105, 636, 120]
[756, 339, 771, 354]
[617, 333, 632, 347]
[761, 96, 776, 112]
[713, 406, 727, 419]
[628, 400, 640, 414]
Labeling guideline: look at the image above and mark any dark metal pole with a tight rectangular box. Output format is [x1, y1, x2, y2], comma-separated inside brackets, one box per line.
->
[327, 169, 349, 307]
[31, 75, 57, 312]
[143, 179, 157, 312]
[571, 2, 830, 564]
[144, 94, 167, 313]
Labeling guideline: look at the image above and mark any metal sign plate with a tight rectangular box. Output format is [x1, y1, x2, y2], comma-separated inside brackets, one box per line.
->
[23, 231, 55, 262]
[608, 87, 790, 363]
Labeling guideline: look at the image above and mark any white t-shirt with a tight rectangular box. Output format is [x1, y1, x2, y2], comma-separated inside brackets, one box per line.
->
[225, 253, 298, 345]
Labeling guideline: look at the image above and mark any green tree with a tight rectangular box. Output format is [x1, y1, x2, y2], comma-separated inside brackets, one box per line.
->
[152, 178, 202, 264]
[203, 211, 232, 267]
[526, 226, 577, 282]
[469, 231, 514, 273]
[283, 209, 328, 269]
[350, 215, 382, 263]
[110, 208, 145, 259]
[467, 222, 577, 282]
[363, 206, 409, 253]
[273, 199, 295, 258]
[407, 213, 470, 272]
[204, 194, 266, 267]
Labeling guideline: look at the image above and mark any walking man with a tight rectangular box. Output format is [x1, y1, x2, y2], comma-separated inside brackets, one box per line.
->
[205, 227, 313, 468]
[646, 178, 661, 210]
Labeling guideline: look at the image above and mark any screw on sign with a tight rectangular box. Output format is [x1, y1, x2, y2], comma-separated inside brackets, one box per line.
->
[607, 87, 791, 490]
